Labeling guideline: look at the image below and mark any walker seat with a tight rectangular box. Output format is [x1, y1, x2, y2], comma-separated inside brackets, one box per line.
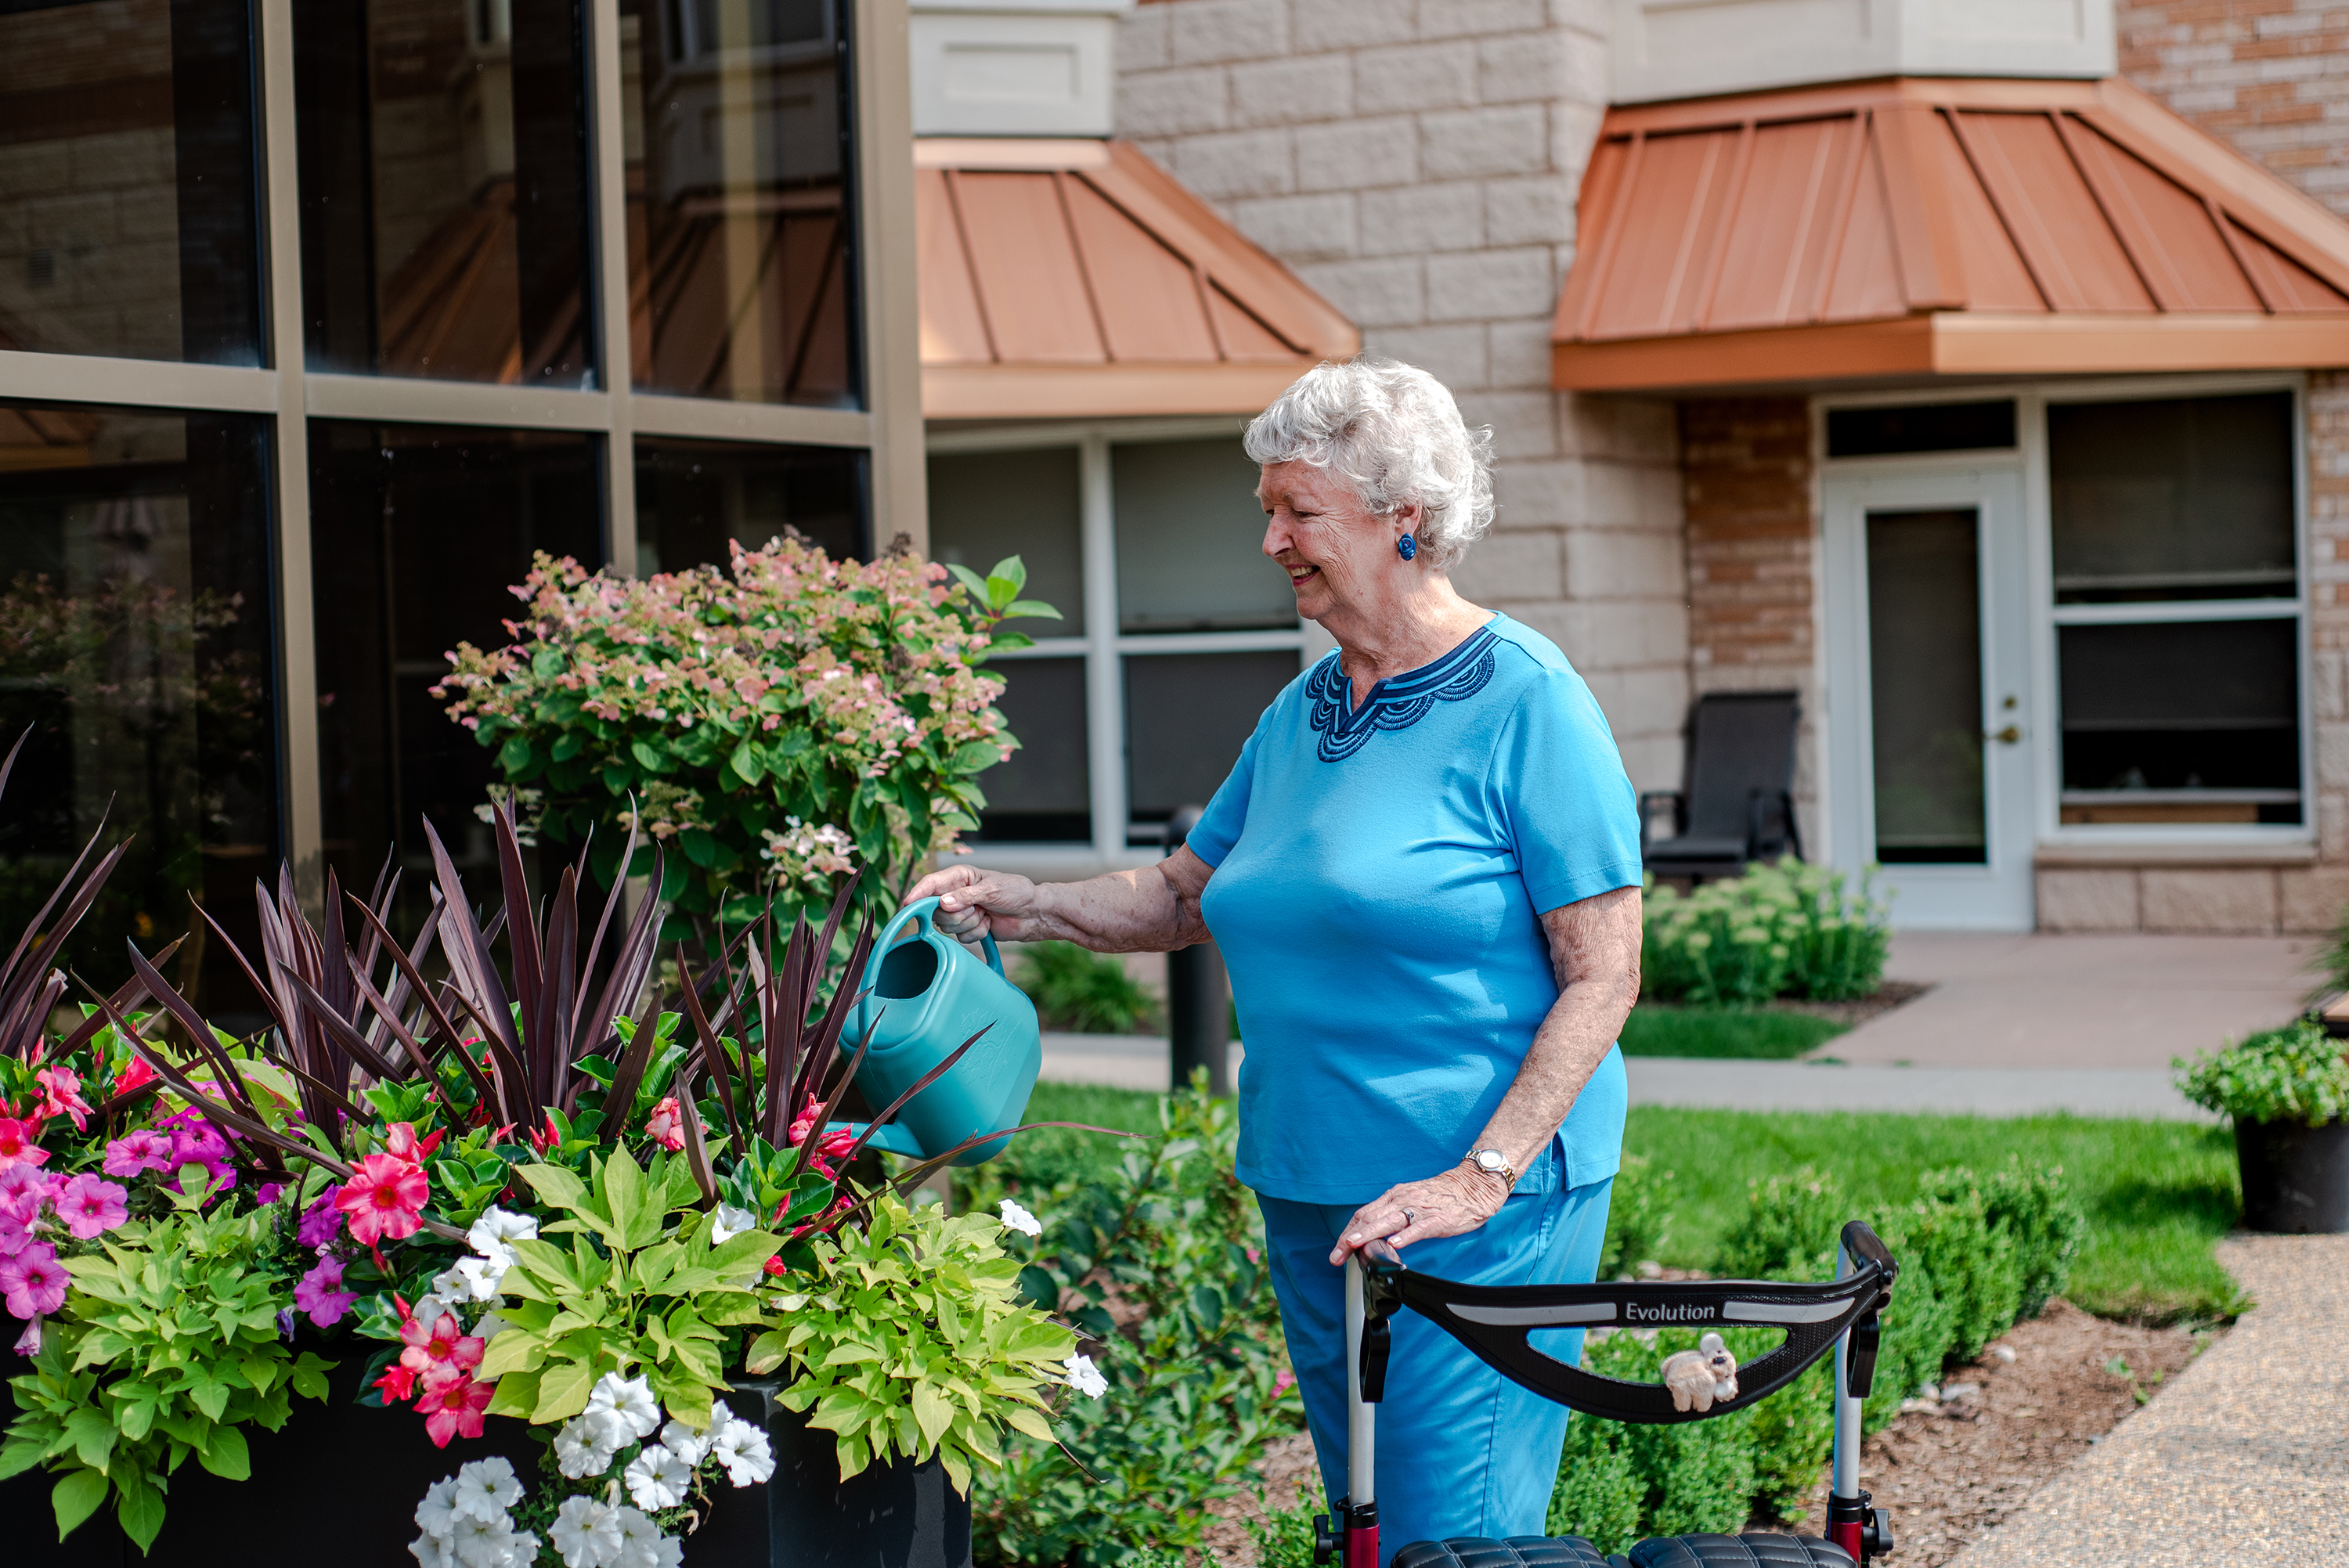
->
[1322, 1222, 1900, 1568]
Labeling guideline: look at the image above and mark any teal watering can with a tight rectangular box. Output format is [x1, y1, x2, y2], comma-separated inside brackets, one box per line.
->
[832, 896, 1041, 1166]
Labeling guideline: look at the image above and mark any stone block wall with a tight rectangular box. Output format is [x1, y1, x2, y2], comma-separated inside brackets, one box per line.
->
[1678, 397, 1820, 849]
[1115, 0, 1692, 792]
[2120, 1, 2349, 217]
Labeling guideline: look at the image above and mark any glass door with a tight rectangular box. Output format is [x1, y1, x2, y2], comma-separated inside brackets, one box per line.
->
[1824, 467, 2033, 929]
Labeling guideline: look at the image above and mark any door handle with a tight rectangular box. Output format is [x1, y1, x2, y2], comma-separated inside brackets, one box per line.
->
[1986, 726, 2022, 745]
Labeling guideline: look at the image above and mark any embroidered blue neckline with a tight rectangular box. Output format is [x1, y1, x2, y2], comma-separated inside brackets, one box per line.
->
[1305, 625, 1500, 762]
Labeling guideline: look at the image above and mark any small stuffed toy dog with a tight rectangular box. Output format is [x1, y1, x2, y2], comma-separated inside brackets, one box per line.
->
[1660, 1333, 1740, 1413]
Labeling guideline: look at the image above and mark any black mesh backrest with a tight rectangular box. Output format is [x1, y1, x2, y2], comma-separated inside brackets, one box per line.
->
[1682, 693, 1799, 841]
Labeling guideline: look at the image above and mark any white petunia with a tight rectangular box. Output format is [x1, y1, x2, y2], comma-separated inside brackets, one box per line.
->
[449, 1512, 518, 1568]
[506, 1534, 539, 1568]
[452, 1456, 522, 1521]
[554, 1408, 629, 1478]
[997, 1199, 1042, 1238]
[709, 1411, 775, 1487]
[1063, 1353, 1108, 1400]
[550, 1496, 622, 1568]
[588, 1372, 664, 1439]
[409, 1534, 457, 1568]
[658, 1416, 713, 1468]
[623, 1442, 694, 1509]
[468, 1206, 539, 1269]
[415, 1476, 462, 1537]
[608, 1505, 670, 1568]
[452, 1255, 508, 1301]
[710, 1203, 757, 1244]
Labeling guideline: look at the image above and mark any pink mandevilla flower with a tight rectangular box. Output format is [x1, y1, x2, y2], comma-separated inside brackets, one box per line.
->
[111, 1055, 157, 1096]
[56, 1175, 128, 1239]
[644, 1097, 687, 1152]
[294, 1254, 357, 1326]
[31, 1066, 92, 1132]
[337, 1153, 428, 1244]
[399, 1309, 485, 1379]
[0, 1118, 49, 1171]
[417, 1369, 494, 1447]
[103, 1129, 177, 1177]
[0, 1242, 67, 1319]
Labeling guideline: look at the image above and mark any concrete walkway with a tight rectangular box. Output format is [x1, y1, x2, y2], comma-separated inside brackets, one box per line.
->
[1947, 1232, 2349, 1567]
[1828, 932, 2315, 1071]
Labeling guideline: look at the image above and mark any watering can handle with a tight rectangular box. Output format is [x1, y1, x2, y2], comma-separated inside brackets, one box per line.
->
[880, 896, 1005, 979]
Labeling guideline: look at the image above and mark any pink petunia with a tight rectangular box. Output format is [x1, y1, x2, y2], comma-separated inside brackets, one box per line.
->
[336, 1153, 428, 1244]
[295, 1186, 344, 1249]
[644, 1097, 686, 1152]
[0, 1242, 67, 1319]
[55, 1175, 127, 1239]
[103, 1129, 177, 1177]
[0, 1119, 49, 1171]
[31, 1067, 92, 1133]
[294, 1254, 356, 1326]
[0, 1191, 44, 1255]
[254, 1182, 284, 1206]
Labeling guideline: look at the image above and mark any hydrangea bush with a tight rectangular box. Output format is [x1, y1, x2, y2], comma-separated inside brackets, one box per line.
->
[434, 539, 1056, 935]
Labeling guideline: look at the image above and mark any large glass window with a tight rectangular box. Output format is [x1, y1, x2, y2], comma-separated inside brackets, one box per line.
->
[928, 432, 1300, 854]
[0, 402, 276, 1013]
[294, 0, 596, 385]
[633, 436, 864, 575]
[309, 423, 601, 899]
[2051, 391, 2302, 827]
[0, 0, 263, 366]
[619, 0, 860, 407]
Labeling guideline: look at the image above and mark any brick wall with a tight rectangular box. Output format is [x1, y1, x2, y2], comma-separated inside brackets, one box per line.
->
[2120, 1, 2349, 218]
[1679, 398, 1820, 846]
[1113, 0, 1691, 792]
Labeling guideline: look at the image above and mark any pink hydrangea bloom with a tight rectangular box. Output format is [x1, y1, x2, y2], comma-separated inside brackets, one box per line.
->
[103, 1129, 177, 1177]
[0, 1118, 49, 1171]
[294, 1255, 356, 1326]
[0, 1242, 67, 1319]
[55, 1175, 127, 1239]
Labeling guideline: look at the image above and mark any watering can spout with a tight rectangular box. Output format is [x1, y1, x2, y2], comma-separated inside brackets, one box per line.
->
[837, 897, 1043, 1167]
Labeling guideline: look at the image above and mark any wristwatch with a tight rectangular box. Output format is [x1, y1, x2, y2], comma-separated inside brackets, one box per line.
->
[1463, 1148, 1517, 1190]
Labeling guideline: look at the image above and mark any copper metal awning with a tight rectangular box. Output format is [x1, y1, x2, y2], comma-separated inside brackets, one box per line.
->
[915, 139, 1357, 420]
[1552, 76, 2349, 391]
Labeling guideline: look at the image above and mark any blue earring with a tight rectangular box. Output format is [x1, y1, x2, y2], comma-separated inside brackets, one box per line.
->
[1397, 533, 1418, 561]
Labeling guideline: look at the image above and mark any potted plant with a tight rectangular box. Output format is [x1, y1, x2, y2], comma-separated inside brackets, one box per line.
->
[0, 700, 1099, 1566]
[2176, 1018, 2349, 1233]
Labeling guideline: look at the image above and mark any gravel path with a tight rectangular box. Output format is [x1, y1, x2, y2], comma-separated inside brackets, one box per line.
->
[1947, 1232, 2349, 1567]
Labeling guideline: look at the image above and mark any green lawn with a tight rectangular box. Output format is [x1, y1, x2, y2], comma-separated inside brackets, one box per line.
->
[998, 1086, 2246, 1325]
[1617, 1004, 1848, 1059]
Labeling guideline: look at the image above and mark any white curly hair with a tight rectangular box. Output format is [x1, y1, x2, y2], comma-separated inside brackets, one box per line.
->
[1243, 357, 1496, 570]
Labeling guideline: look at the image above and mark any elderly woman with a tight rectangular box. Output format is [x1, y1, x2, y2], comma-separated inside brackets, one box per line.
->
[907, 358, 1641, 1555]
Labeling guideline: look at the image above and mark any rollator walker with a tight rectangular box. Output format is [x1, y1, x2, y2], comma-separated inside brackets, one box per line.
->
[1318, 1220, 1902, 1568]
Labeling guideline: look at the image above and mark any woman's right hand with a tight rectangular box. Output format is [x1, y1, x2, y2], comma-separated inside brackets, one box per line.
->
[903, 863, 1045, 944]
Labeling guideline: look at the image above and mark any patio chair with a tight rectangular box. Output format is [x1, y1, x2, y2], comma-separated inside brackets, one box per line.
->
[1642, 691, 1802, 880]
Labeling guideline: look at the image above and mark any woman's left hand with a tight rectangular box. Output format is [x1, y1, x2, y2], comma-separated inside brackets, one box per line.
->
[1327, 1165, 1512, 1264]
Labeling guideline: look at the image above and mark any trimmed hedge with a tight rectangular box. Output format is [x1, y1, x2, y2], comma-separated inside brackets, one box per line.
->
[1549, 1158, 2083, 1545]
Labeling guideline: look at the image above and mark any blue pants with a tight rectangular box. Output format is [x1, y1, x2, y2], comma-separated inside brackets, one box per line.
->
[1259, 1173, 1615, 1565]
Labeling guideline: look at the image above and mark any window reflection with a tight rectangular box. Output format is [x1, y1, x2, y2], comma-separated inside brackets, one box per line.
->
[634, 436, 865, 575]
[309, 423, 601, 906]
[0, 404, 276, 1015]
[974, 658, 1089, 843]
[1124, 651, 1296, 831]
[620, 0, 861, 406]
[296, 0, 596, 386]
[0, 0, 262, 366]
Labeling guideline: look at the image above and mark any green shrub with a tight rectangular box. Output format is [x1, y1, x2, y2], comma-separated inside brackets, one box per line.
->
[1600, 1153, 1676, 1279]
[1247, 1475, 1328, 1568]
[1743, 1354, 1834, 1521]
[1644, 860, 1891, 1007]
[1549, 1408, 1645, 1553]
[1979, 1159, 2087, 1319]
[1013, 940, 1161, 1034]
[1715, 1165, 1843, 1281]
[2175, 1018, 2349, 1126]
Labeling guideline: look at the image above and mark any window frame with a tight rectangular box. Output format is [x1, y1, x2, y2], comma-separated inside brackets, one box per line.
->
[925, 417, 1312, 878]
[1814, 371, 2314, 852]
[0, 0, 922, 900]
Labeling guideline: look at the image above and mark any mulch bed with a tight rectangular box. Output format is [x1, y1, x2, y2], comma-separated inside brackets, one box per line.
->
[1784, 1298, 2205, 1566]
[1197, 1298, 2206, 1567]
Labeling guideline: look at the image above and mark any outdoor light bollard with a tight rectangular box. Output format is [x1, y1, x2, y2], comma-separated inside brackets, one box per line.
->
[1163, 804, 1232, 1098]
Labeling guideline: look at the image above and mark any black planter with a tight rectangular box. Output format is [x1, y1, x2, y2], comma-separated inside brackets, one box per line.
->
[2235, 1117, 2349, 1233]
[2, 1352, 969, 1568]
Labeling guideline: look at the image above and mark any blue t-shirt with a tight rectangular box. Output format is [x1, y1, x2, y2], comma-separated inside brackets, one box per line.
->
[1189, 614, 1642, 1206]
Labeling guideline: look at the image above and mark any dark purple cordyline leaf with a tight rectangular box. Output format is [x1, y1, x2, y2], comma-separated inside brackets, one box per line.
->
[673, 1061, 719, 1204]
[677, 951, 745, 1150]
[833, 1024, 987, 1170]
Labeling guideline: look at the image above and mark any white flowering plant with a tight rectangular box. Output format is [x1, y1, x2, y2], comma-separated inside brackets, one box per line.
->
[434, 538, 1059, 935]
